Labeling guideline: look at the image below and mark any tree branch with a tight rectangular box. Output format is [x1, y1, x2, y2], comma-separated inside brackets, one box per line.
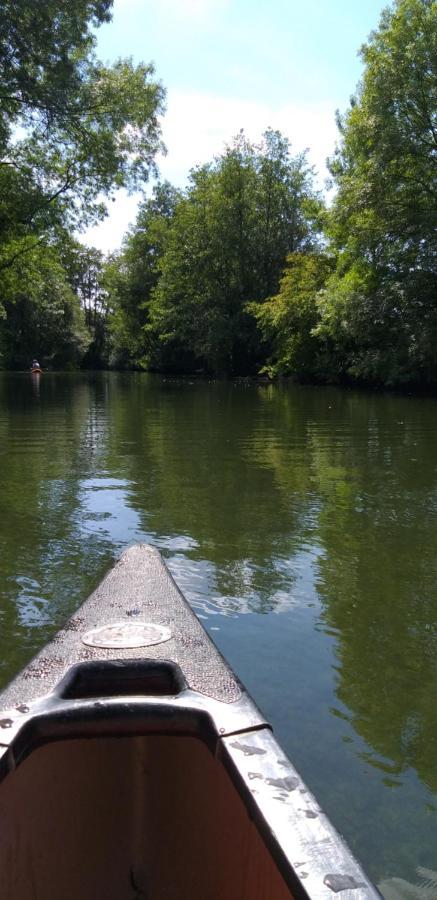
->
[0, 236, 45, 273]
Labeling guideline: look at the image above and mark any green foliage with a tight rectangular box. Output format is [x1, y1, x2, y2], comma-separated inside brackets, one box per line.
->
[1, 0, 435, 384]
[0, 243, 90, 368]
[145, 131, 322, 376]
[0, 1, 111, 144]
[324, 0, 437, 386]
[0, 1, 165, 244]
[0, 0, 165, 369]
[61, 239, 110, 368]
[107, 182, 181, 368]
[251, 252, 335, 379]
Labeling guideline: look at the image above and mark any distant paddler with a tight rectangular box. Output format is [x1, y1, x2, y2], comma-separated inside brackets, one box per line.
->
[30, 358, 43, 374]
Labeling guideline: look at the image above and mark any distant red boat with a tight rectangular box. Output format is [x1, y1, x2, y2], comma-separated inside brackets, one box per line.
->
[31, 367, 43, 374]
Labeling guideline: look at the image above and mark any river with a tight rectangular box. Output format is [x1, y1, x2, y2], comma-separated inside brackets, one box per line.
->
[1, 371, 437, 894]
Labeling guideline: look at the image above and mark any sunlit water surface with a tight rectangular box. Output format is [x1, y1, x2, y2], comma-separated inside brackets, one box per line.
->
[1, 371, 437, 895]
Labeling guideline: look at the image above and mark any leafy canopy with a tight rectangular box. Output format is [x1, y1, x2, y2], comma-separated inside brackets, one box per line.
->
[322, 0, 437, 385]
[146, 130, 323, 376]
[0, 0, 165, 260]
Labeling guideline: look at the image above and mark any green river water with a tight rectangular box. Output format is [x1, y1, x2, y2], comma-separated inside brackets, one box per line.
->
[1, 371, 437, 894]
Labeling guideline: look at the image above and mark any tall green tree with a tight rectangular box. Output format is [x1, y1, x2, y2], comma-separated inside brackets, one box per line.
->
[0, 0, 164, 228]
[254, 130, 322, 296]
[0, 0, 165, 366]
[108, 181, 181, 368]
[0, 243, 89, 369]
[321, 0, 437, 386]
[0, 1, 165, 249]
[60, 239, 110, 367]
[148, 131, 322, 376]
[251, 251, 335, 379]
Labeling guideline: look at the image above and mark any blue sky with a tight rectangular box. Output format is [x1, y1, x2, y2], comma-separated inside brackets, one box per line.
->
[84, 0, 389, 251]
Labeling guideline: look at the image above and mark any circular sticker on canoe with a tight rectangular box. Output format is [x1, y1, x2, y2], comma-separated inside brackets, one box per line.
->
[81, 621, 172, 649]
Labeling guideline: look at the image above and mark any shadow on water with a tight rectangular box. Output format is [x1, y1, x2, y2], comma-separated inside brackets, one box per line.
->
[1, 372, 437, 892]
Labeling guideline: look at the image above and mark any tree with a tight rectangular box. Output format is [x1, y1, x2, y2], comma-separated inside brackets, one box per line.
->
[254, 129, 323, 297]
[60, 239, 111, 367]
[107, 182, 181, 368]
[0, 0, 165, 368]
[150, 137, 260, 375]
[148, 131, 322, 376]
[323, 0, 437, 386]
[0, 0, 165, 273]
[0, 243, 90, 369]
[251, 252, 335, 379]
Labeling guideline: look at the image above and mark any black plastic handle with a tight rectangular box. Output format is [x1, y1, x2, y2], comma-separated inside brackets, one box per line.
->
[54, 659, 188, 700]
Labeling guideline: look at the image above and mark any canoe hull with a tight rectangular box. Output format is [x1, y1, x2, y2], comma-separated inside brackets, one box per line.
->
[0, 733, 295, 900]
[0, 545, 381, 900]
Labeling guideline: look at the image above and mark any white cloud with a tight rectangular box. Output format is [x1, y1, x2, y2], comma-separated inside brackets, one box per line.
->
[83, 90, 339, 252]
[159, 0, 228, 20]
[113, 0, 228, 23]
[81, 191, 140, 252]
[160, 89, 339, 187]
[111, 0, 142, 8]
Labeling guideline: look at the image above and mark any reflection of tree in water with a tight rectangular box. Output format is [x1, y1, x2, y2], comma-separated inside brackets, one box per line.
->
[0, 375, 116, 688]
[103, 377, 320, 613]
[5, 371, 437, 802]
[303, 391, 437, 793]
[239, 386, 437, 884]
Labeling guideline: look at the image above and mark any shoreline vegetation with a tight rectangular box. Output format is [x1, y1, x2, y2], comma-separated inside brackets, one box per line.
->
[5, 369, 437, 403]
[0, 0, 435, 390]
